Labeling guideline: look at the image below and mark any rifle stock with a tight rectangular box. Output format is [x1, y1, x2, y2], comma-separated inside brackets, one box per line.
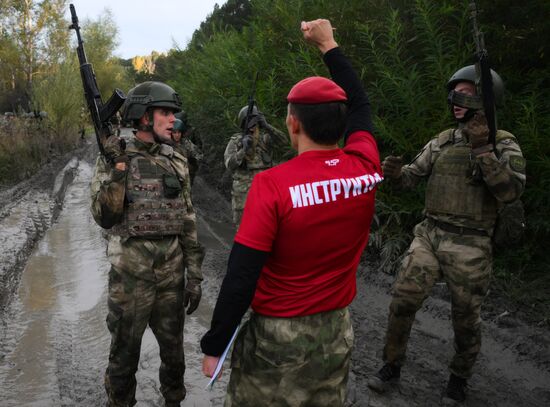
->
[69, 4, 125, 161]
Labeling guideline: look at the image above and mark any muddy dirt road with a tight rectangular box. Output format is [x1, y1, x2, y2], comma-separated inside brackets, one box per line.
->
[0, 137, 549, 406]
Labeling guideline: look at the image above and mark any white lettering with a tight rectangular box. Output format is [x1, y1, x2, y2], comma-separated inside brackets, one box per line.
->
[341, 178, 353, 198]
[319, 180, 331, 202]
[330, 179, 341, 201]
[312, 182, 324, 204]
[300, 183, 315, 207]
[351, 178, 362, 196]
[288, 172, 383, 209]
[289, 185, 302, 208]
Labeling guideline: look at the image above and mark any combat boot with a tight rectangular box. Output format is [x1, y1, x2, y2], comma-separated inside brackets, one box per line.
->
[442, 373, 467, 404]
[367, 363, 401, 393]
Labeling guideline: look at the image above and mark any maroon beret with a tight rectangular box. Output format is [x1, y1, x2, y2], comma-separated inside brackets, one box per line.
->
[287, 76, 348, 104]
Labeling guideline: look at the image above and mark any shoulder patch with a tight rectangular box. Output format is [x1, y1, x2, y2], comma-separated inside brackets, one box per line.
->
[509, 155, 526, 173]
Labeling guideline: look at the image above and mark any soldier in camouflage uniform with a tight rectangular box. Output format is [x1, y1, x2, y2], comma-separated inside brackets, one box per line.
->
[224, 104, 288, 225]
[368, 66, 526, 403]
[172, 118, 203, 185]
[90, 81, 204, 407]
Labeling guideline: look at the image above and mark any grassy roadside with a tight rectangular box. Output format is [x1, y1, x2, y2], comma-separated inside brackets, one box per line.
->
[0, 118, 82, 186]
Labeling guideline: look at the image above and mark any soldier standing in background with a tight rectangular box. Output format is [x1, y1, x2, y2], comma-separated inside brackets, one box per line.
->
[90, 81, 204, 407]
[367, 66, 526, 403]
[224, 104, 288, 226]
[172, 118, 203, 185]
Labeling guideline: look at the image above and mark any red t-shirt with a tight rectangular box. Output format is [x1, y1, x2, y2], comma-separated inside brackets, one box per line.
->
[235, 130, 382, 317]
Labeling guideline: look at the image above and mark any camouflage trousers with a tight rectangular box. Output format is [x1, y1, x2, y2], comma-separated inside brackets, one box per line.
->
[225, 308, 354, 407]
[104, 266, 186, 406]
[383, 218, 493, 378]
[231, 169, 263, 225]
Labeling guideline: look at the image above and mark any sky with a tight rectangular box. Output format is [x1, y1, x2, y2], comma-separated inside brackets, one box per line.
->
[67, 0, 226, 59]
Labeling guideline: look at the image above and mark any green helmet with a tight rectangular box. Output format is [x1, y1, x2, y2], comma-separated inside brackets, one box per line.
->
[121, 81, 182, 121]
[237, 104, 259, 128]
[446, 65, 504, 106]
[173, 118, 186, 132]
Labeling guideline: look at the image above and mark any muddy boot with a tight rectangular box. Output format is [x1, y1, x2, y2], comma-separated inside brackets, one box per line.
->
[367, 363, 401, 393]
[442, 373, 467, 404]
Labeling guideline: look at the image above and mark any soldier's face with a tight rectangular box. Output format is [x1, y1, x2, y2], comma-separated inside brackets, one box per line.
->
[152, 108, 176, 142]
[172, 130, 182, 143]
[453, 82, 476, 119]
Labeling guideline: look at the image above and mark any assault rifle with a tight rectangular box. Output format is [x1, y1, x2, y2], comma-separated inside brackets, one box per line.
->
[242, 72, 259, 144]
[469, 0, 497, 149]
[69, 4, 125, 161]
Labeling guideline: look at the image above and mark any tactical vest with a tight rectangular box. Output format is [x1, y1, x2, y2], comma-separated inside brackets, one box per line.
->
[110, 148, 188, 238]
[242, 131, 273, 170]
[425, 129, 497, 225]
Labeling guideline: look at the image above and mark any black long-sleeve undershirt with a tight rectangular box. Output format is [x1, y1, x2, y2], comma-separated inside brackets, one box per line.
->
[200, 47, 374, 357]
[200, 242, 268, 356]
[323, 47, 374, 142]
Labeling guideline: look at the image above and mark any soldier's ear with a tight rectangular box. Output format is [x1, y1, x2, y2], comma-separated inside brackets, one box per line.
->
[286, 113, 302, 136]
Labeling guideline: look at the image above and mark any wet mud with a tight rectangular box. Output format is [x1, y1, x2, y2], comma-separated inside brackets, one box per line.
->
[0, 136, 549, 406]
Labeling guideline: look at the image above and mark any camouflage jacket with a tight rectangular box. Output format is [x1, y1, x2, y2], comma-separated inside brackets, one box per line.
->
[224, 123, 288, 177]
[176, 138, 203, 162]
[90, 137, 204, 282]
[395, 127, 526, 231]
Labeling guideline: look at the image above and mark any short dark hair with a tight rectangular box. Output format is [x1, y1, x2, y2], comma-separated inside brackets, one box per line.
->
[289, 102, 348, 145]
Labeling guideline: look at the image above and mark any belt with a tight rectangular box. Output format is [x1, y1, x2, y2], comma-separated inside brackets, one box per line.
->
[429, 219, 488, 237]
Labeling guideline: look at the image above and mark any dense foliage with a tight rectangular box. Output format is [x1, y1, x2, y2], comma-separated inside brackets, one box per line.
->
[0, 1, 132, 184]
[152, 0, 549, 316]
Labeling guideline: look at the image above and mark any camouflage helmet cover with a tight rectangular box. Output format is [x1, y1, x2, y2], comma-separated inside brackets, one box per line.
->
[121, 81, 182, 121]
[237, 104, 259, 128]
[446, 65, 504, 106]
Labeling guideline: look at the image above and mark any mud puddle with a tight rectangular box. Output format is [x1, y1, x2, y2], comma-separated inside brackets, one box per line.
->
[0, 159, 232, 406]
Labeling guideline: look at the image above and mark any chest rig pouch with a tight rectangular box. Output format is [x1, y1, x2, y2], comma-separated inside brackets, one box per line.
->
[115, 153, 188, 237]
[425, 130, 497, 224]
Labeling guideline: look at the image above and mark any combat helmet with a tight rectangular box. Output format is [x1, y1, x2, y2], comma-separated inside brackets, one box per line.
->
[237, 104, 259, 128]
[446, 65, 504, 108]
[173, 118, 186, 132]
[121, 81, 182, 122]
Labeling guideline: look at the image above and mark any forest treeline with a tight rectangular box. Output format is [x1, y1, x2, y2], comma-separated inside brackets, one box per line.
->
[0, 0, 548, 317]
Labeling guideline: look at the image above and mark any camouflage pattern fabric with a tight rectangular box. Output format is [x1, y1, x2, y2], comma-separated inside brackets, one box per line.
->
[175, 138, 203, 185]
[382, 127, 525, 379]
[224, 125, 288, 225]
[104, 266, 186, 406]
[396, 128, 526, 231]
[225, 308, 353, 407]
[90, 137, 204, 406]
[383, 219, 492, 378]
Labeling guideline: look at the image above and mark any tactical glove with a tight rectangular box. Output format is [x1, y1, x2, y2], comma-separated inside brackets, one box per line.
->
[183, 279, 202, 315]
[464, 112, 492, 156]
[104, 135, 128, 165]
[241, 134, 253, 152]
[382, 155, 403, 179]
[257, 112, 268, 128]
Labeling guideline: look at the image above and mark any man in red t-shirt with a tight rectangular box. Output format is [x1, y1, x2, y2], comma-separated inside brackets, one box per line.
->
[201, 19, 381, 406]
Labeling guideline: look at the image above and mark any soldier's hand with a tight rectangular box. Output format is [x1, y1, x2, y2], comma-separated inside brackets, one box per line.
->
[382, 155, 403, 179]
[184, 279, 202, 315]
[301, 19, 338, 54]
[464, 112, 491, 153]
[257, 112, 268, 128]
[104, 135, 128, 169]
[241, 134, 252, 152]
